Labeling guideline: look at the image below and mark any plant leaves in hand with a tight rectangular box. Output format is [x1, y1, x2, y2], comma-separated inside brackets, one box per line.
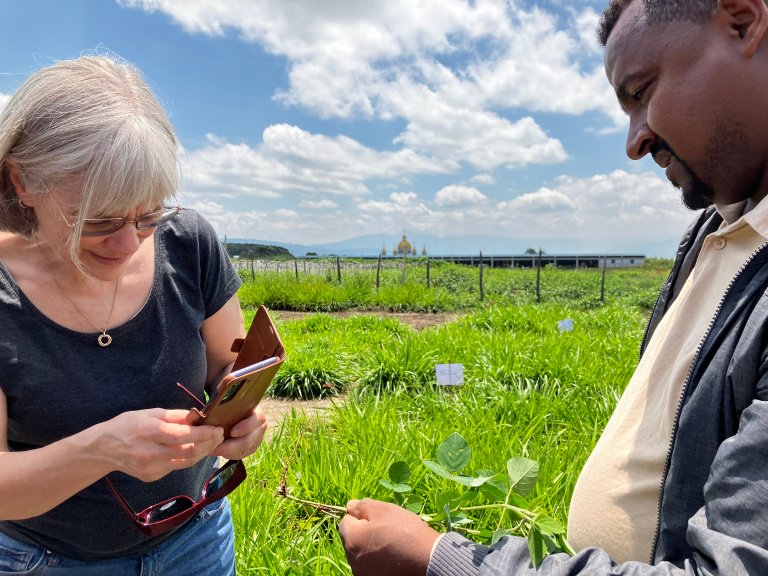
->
[527, 526, 547, 567]
[388, 460, 411, 484]
[436, 432, 471, 473]
[379, 479, 412, 493]
[507, 457, 539, 497]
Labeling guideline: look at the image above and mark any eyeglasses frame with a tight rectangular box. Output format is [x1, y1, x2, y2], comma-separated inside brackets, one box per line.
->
[80, 205, 182, 237]
[103, 458, 247, 537]
[45, 188, 182, 237]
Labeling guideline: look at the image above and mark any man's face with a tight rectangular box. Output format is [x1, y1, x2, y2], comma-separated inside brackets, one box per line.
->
[604, 1, 761, 209]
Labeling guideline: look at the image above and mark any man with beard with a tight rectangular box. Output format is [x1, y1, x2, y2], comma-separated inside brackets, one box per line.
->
[338, 0, 768, 574]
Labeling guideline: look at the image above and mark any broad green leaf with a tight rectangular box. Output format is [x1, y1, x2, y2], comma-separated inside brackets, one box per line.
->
[404, 494, 424, 514]
[535, 515, 565, 535]
[451, 471, 495, 487]
[527, 527, 547, 567]
[447, 511, 473, 526]
[436, 432, 471, 473]
[379, 479, 411, 493]
[458, 489, 480, 506]
[388, 461, 411, 484]
[435, 489, 461, 513]
[480, 473, 508, 501]
[541, 532, 561, 554]
[508, 492, 530, 509]
[507, 457, 539, 497]
[491, 528, 513, 545]
[423, 459, 453, 480]
[443, 503, 453, 532]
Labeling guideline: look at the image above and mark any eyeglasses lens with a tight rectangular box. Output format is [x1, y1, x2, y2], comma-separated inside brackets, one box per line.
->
[205, 464, 236, 497]
[143, 497, 195, 524]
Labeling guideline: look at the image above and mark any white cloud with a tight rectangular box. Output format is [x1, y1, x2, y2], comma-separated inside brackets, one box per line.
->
[120, 0, 618, 166]
[499, 187, 577, 213]
[187, 169, 692, 252]
[434, 185, 488, 206]
[115, 0, 681, 249]
[471, 173, 496, 185]
[182, 126, 450, 201]
[299, 199, 339, 210]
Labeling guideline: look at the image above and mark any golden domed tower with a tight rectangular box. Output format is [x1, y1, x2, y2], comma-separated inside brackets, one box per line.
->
[393, 230, 413, 256]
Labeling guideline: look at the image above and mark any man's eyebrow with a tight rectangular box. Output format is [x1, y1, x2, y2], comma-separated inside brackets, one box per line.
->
[613, 71, 644, 110]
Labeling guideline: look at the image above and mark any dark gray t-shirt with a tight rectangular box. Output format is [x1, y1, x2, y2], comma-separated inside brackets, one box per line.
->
[0, 209, 242, 560]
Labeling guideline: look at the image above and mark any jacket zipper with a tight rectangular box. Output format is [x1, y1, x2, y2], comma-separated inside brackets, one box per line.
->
[648, 241, 768, 563]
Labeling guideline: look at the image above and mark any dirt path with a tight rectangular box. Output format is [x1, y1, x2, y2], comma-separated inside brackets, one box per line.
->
[271, 309, 461, 330]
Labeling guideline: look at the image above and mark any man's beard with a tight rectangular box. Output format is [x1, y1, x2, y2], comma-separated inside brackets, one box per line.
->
[651, 140, 714, 211]
[678, 165, 714, 211]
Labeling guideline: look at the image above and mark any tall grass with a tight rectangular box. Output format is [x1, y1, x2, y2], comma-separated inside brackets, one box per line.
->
[231, 295, 651, 573]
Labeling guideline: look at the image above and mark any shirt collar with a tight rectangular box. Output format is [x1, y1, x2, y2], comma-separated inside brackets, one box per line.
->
[715, 196, 768, 239]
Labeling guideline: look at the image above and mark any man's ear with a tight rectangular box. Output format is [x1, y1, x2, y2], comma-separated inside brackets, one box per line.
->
[719, 0, 768, 58]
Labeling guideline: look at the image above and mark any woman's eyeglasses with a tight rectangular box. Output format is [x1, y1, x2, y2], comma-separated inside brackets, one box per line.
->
[81, 205, 181, 236]
[103, 458, 246, 537]
[46, 189, 181, 237]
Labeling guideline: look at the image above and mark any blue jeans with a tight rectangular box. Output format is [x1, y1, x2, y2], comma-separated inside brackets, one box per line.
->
[0, 498, 236, 575]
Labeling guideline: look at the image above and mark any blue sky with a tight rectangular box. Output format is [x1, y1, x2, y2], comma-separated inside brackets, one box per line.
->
[0, 0, 694, 256]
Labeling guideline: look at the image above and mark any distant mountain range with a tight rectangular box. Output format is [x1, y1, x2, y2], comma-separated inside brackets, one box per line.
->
[224, 232, 679, 259]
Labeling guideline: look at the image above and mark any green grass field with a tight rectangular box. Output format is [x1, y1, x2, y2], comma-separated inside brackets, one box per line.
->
[230, 259, 669, 574]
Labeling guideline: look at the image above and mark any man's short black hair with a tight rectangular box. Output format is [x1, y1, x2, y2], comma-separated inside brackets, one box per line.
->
[597, 0, 718, 46]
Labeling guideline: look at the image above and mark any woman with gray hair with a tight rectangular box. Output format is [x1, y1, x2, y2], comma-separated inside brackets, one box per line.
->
[0, 55, 265, 574]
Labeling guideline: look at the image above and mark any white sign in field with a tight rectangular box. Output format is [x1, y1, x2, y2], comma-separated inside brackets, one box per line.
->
[436, 363, 464, 386]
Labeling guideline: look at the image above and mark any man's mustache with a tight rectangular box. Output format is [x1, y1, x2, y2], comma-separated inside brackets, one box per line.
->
[649, 140, 676, 169]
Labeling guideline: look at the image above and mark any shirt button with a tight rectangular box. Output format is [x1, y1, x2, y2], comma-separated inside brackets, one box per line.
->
[714, 237, 727, 250]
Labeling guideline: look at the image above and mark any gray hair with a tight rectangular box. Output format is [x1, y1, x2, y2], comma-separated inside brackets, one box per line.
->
[0, 54, 180, 266]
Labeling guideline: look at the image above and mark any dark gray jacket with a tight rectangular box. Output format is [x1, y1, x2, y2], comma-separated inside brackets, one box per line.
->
[429, 207, 768, 575]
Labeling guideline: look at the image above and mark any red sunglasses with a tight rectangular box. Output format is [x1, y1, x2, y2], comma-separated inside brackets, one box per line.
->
[104, 458, 247, 537]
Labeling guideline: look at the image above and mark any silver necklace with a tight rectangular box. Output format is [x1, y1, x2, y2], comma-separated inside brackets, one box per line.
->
[36, 242, 120, 347]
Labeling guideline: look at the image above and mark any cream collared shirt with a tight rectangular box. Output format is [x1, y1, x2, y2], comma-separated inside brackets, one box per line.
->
[567, 198, 768, 563]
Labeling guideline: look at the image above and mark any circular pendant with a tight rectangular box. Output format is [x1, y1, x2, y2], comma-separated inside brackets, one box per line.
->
[98, 333, 113, 347]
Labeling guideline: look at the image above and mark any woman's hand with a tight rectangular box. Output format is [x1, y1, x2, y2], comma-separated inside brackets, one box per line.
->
[99, 409, 225, 482]
[339, 498, 439, 576]
[212, 407, 268, 460]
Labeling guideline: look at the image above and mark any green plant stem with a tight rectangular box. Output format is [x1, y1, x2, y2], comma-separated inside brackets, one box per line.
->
[496, 491, 513, 531]
[461, 502, 535, 521]
[281, 493, 347, 517]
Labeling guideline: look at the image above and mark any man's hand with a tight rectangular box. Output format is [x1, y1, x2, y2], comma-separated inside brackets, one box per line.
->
[339, 498, 440, 576]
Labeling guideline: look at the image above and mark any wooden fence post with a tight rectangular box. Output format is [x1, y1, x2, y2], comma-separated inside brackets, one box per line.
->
[536, 249, 542, 303]
[336, 256, 342, 283]
[294, 259, 299, 279]
[250, 258, 255, 282]
[426, 257, 431, 288]
[401, 251, 406, 284]
[376, 254, 382, 289]
[600, 254, 607, 303]
[479, 251, 485, 301]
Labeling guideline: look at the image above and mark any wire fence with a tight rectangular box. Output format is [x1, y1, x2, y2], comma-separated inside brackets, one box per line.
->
[232, 253, 621, 303]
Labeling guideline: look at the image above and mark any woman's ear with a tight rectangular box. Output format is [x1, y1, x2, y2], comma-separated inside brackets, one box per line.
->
[719, 0, 768, 58]
[4, 159, 33, 206]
